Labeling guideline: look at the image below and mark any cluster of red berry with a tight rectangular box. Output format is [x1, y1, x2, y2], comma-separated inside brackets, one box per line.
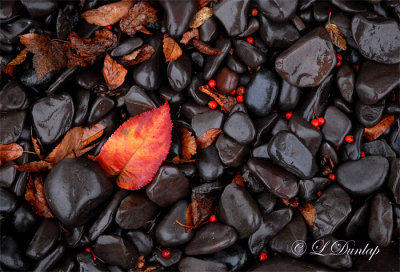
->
[207, 80, 245, 109]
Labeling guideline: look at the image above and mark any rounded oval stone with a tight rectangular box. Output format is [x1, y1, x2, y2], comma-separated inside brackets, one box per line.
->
[199, 17, 218, 43]
[110, 37, 143, 57]
[355, 100, 385, 127]
[337, 62, 355, 103]
[336, 156, 389, 196]
[167, 53, 192, 92]
[215, 67, 239, 94]
[26, 219, 59, 260]
[203, 38, 231, 80]
[256, 0, 297, 23]
[215, 133, 249, 167]
[184, 223, 238, 255]
[233, 40, 266, 68]
[159, 0, 196, 38]
[275, 27, 336, 87]
[259, 14, 299, 48]
[223, 112, 256, 145]
[87, 96, 115, 124]
[44, 158, 112, 227]
[179, 257, 227, 272]
[218, 183, 261, 238]
[126, 230, 154, 257]
[369, 193, 393, 247]
[196, 145, 224, 181]
[321, 106, 352, 147]
[213, 0, 250, 37]
[0, 82, 28, 112]
[0, 111, 26, 145]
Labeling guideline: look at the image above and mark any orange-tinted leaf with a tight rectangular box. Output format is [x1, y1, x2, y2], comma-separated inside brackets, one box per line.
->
[232, 171, 245, 187]
[97, 102, 172, 190]
[196, 129, 222, 149]
[2, 49, 29, 77]
[19, 33, 67, 79]
[163, 34, 182, 62]
[189, 7, 213, 28]
[103, 54, 127, 90]
[118, 44, 155, 66]
[180, 29, 199, 45]
[45, 124, 105, 164]
[135, 255, 159, 272]
[177, 128, 197, 160]
[0, 143, 23, 164]
[171, 156, 196, 164]
[299, 203, 316, 226]
[25, 175, 54, 218]
[199, 85, 237, 112]
[15, 161, 53, 172]
[81, 0, 135, 26]
[191, 39, 222, 55]
[31, 126, 43, 160]
[185, 193, 215, 231]
[120, 1, 158, 36]
[363, 115, 395, 142]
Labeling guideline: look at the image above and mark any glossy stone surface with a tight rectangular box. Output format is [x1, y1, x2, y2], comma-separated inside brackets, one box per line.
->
[196, 145, 224, 181]
[256, 0, 297, 22]
[87, 96, 115, 124]
[223, 112, 256, 145]
[321, 106, 352, 147]
[203, 39, 231, 80]
[259, 14, 299, 48]
[26, 219, 59, 260]
[355, 100, 385, 127]
[213, 0, 250, 37]
[159, 0, 196, 38]
[0, 82, 28, 112]
[215, 67, 239, 94]
[288, 115, 322, 155]
[337, 62, 355, 103]
[167, 53, 192, 91]
[369, 193, 393, 247]
[0, 111, 26, 144]
[179, 257, 227, 272]
[233, 40, 266, 68]
[298, 177, 330, 202]
[216, 133, 249, 167]
[124, 85, 156, 117]
[110, 37, 143, 57]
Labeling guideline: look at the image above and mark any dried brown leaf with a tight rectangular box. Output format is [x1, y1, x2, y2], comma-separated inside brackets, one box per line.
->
[15, 161, 53, 172]
[2, 49, 29, 77]
[25, 175, 54, 218]
[171, 156, 196, 164]
[196, 128, 222, 149]
[177, 128, 197, 160]
[185, 193, 215, 231]
[197, 0, 218, 8]
[299, 203, 316, 226]
[81, 0, 135, 26]
[103, 54, 127, 90]
[191, 39, 222, 55]
[163, 34, 182, 62]
[135, 255, 159, 272]
[198, 85, 237, 112]
[0, 143, 23, 164]
[363, 115, 395, 142]
[189, 7, 213, 28]
[120, 1, 158, 36]
[31, 126, 43, 160]
[325, 13, 347, 51]
[118, 44, 155, 66]
[232, 171, 245, 187]
[180, 28, 199, 45]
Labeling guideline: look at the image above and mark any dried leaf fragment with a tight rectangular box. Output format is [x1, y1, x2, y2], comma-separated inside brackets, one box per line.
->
[171, 156, 196, 164]
[25, 175, 54, 218]
[191, 39, 222, 55]
[232, 171, 245, 187]
[325, 12, 347, 51]
[189, 7, 213, 28]
[363, 115, 395, 142]
[0, 143, 23, 164]
[199, 85, 237, 112]
[299, 203, 316, 226]
[120, 1, 158, 35]
[2, 49, 29, 77]
[15, 161, 53, 172]
[103, 54, 127, 90]
[163, 34, 182, 62]
[197, 0, 218, 8]
[31, 126, 43, 160]
[118, 44, 155, 66]
[177, 128, 197, 160]
[196, 129, 222, 149]
[180, 28, 199, 45]
[135, 255, 159, 272]
[185, 193, 215, 231]
[81, 0, 135, 26]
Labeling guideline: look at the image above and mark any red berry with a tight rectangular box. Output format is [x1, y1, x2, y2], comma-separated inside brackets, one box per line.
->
[317, 126, 321, 130]
[230, 89, 236, 96]
[317, 191, 322, 197]
[162, 250, 172, 259]
[336, 60, 342, 67]
[353, 64, 360, 71]
[209, 215, 217, 222]
[259, 252, 268, 261]
[361, 151, 365, 158]
[237, 95, 244, 103]
[208, 100, 217, 109]
[311, 119, 319, 127]
[328, 173, 335, 181]
[285, 112, 293, 120]
[336, 53, 342, 61]
[317, 117, 325, 125]
[291, 200, 299, 208]
[106, 25, 112, 30]
[251, 8, 258, 17]
[85, 248, 91, 253]
[208, 79, 216, 88]
[236, 86, 245, 95]
[246, 37, 254, 44]
[271, 109, 278, 113]
[345, 135, 354, 143]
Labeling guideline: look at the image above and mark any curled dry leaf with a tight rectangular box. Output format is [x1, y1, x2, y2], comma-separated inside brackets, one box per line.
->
[19, 33, 68, 79]
[81, 0, 135, 26]
[0, 143, 23, 165]
[31, 127, 43, 160]
[118, 44, 155, 66]
[189, 7, 213, 28]
[299, 203, 316, 226]
[190, 39, 222, 55]
[197, 0, 218, 8]
[120, 1, 158, 36]
[232, 171, 245, 187]
[2, 49, 29, 77]
[25, 175, 54, 218]
[185, 193, 215, 232]
[135, 255, 159, 272]
[15, 161, 53, 172]
[177, 128, 197, 160]
[163, 34, 182, 62]
[180, 28, 199, 45]
[199, 85, 237, 112]
[363, 115, 395, 142]
[196, 128, 222, 149]
[96, 102, 172, 190]
[103, 54, 127, 90]
[325, 12, 347, 51]
[171, 156, 196, 164]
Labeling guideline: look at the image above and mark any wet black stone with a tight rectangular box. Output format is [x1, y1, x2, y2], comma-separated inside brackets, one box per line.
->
[0, 188, 17, 213]
[0, 0, 20, 22]
[185, 223, 238, 255]
[333, 97, 352, 115]
[387, 159, 400, 204]
[159, 86, 186, 104]
[12, 203, 37, 232]
[218, 183, 262, 238]
[310, 185, 352, 239]
[196, 145, 224, 181]
[191, 110, 225, 137]
[0, 162, 17, 188]
[247, 158, 298, 199]
[126, 231, 154, 257]
[244, 68, 280, 117]
[214, 0, 250, 37]
[146, 165, 190, 207]
[0, 82, 28, 112]
[115, 192, 158, 230]
[97, 110, 118, 135]
[87, 96, 115, 124]
[253, 114, 278, 147]
[321, 106, 352, 147]
[363, 140, 397, 161]
[203, 39, 231, 80]
[110, 37, 143, 57]
[188, 76, 208, 105]
[216, 133, 249, 167]
[256, 0, 297, 23]
[344, 202, 369, 238]
[155, 200, 194, 247]
[151, 248, 182, 267]
[0, 235, 27, 270]
[76, 252, 108, 272]
[167, 53, 192, 91]
[94, 235, 138, 269]
[64, 225, 84, 247]
[223, 112, 256, 145]
[46, 66, 80, 96]
[26, 219, 60, 260]
[288, 115, 322, 156]
[160, 0, 196, 38]
[20, 0, 57, 18]
[0, 18, 34, 44]
[226, 55, 247, 74]
[45, 158, 113, 227]
[330, 12, 357, 48]
[332, 0, 368, 13]
[342, 125, 364, 161]
[356, 99, 385, 127]
[0, 111, 26, 144]
[310, 235, 353, 269]
[337, 62, 355, 103]
[76, 69, 102, 90]
[181, 100, 209, 120]
[32, 93, 74, 145]
[33, 244, 65, 272]
[124, 85, 156, 117]
[369, 193, 393, 247]
[259, 14, 299, 48]
[199, 17, 218, 43]
[237, 17, 260, 38]
[179, 257, 227, 272]
[216, 67, 239, 94]
[204, 244, 248, 272]
[352, 14, 400, 64]
[320, 141, 339, 165]
[298, 177, 330, 202]
[192, 182, 224, 195]
[278, 80, 300, 112]
[249, 254, 328, 271]
[191, 51, 204, 68]
[233, 40, 266, 68]
[337, 156, 389, 196]
[72, 88, 90, 126]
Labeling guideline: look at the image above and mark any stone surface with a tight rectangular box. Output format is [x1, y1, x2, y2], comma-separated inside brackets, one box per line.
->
[215, 67, 239, 94]
[256, 0, 297, 22]
[213, 0, 250, 37]
[223, 112, 256, 145]
[159, 0, 196, 38]
[0, 111, 26, 145]
[321, 106, 352, 147]
[369, 193, 393, 247]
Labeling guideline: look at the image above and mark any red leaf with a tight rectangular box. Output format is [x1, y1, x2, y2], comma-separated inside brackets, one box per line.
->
[25, 175, 54, 218]
[97, 102, 172, 190]
[81, 0, 135, 26]
[103, 54, 127, 90]
[2, 49, 29, 77]
[0, 143, 23, 164]
[120, 1, 158, 36]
